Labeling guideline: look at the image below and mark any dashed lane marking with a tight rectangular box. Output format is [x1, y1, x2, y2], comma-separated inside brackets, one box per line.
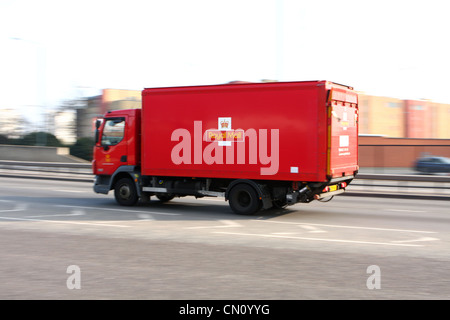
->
[391, 237, 439, 244]
[137, 213, 154, 221]
[213, 231, 426, 247]
[56, 205, 180, 216]
[386, 209, 426, 213]
[0, 203, 27, 213]
[299, 225, 327, 233]
[185, 220, 242, 229]
[253, 219, 437, 234]
[25, 210, 85, 218]
[0, 215, 130, 228]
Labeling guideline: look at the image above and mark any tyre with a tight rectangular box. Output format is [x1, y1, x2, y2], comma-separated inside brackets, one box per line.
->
[228, 184, 261, 215]
[114, 177, 138, 206]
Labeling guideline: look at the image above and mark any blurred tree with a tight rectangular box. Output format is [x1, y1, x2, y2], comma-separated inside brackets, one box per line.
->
[70, 137, 94, 161]
[20, 132, 62, 147]
[0, 134, 9, 144]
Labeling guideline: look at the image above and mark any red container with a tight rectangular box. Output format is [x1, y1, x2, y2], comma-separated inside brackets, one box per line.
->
[141, 81, 358, 181]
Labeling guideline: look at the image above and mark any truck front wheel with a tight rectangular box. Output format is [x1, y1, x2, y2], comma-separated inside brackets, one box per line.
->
[114, 177, 138, 206]
[228, 184, 261, 215]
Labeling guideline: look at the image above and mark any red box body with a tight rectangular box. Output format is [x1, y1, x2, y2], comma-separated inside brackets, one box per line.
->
[141, 81, 358, 182]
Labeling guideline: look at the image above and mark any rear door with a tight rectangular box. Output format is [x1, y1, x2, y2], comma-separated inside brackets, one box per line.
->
[328, 86, 359, 178]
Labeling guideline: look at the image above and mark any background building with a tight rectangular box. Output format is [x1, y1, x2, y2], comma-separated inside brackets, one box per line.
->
[68, 86, 450, 142]
[0, 108, 30, 139]
[76, 95, 101, 140]
[76, 89, 141, 139]
[53, 110, 77, 145]
[432, 102, 450, 139]
[358, 93, 405, 138]
[358, 92, 450, 139]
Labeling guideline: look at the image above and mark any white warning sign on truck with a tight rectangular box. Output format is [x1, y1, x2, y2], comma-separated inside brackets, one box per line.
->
[339, 135, 350, 156]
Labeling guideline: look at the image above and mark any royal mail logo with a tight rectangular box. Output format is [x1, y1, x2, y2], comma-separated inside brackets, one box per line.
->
[206, 117, 244, 146]
[220, 119, 229, 129]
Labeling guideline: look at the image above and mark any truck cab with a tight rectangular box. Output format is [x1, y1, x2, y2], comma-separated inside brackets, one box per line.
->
[92, 109, 141, 196]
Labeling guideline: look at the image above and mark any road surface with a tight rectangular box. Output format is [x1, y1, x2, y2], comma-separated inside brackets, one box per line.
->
[0, 177, 449, 299]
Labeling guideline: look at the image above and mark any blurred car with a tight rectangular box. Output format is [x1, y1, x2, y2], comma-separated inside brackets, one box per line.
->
[414, 156, 450, 174]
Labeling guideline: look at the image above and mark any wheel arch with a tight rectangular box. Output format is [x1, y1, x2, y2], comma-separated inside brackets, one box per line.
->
[110, 166, 142, 197]
[225, 179, 272, 209]
[225, 179, 263, 200]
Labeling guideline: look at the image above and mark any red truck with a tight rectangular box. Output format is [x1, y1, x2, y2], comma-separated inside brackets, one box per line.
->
[93, 80, 358, 214]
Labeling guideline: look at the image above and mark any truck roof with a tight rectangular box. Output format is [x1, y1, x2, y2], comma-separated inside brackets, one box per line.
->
[142, 80, 353, 94]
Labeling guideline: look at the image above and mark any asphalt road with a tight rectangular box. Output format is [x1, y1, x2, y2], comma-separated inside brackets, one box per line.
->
[0, 177, 449, 300]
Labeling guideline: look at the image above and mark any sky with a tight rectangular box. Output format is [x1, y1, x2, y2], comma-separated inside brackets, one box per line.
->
[1, 0, 450, 125]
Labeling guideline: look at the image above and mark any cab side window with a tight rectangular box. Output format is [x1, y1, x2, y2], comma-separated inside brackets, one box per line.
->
[101, 118, 125, 146]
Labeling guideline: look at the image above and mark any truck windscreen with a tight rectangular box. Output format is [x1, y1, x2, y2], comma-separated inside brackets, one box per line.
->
[101, 118, 125, 146]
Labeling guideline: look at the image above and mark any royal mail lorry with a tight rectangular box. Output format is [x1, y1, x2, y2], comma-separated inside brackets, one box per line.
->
[93, 81, 358, 214]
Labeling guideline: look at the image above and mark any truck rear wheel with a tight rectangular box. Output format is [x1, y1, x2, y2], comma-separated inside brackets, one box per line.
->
[114, 177, 138, 206]
[228, 184, 261, 215]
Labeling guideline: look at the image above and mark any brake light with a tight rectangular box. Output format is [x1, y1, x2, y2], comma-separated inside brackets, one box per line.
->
[322, 186, 330, 192]
[341, 182, 347, 188]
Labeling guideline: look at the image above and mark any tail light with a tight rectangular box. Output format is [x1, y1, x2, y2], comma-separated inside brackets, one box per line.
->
[322, 186, 330, 192]
[340, 182, 347, 188]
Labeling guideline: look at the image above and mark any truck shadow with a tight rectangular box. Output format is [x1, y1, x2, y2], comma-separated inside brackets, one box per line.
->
[139, 199, 296, 220]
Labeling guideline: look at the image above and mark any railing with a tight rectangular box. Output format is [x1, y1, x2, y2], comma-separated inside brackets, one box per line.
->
[0, 160, 90, 169]
[1, 160, 449, 197]
[348, 173, 450, 197]
[0, 160, 92, 182]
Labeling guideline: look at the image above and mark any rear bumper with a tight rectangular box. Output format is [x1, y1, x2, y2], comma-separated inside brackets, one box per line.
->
[329, 175, 355, 184]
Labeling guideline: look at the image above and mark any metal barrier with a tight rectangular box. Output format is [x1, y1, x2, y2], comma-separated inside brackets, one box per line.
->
[0, 161, 449, 197]
[0, 160, 92, 182]
[347, 173, 450, 198]
[356, 173, 450, 183]
[0, 160, 90, 169]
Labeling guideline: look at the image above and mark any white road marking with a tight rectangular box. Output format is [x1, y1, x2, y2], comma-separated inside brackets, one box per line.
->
[57, 189, 85, 193]
[386, 209, 426, 213]
[213, 231, 425, 247]
[56, 205, 180, 216]
[186, 220, 242, 229]
[0, 203, 27, 213]
[271, 232, 297, 235]
[25, 210, 85, 218]
[137, 213, 154, 221]
[300, 225, 327, 233]
[0, 215, 130, 228]
[254, 220, 437, 234]
[0, 186, 87, 192]
[391, 237, 439, 244]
